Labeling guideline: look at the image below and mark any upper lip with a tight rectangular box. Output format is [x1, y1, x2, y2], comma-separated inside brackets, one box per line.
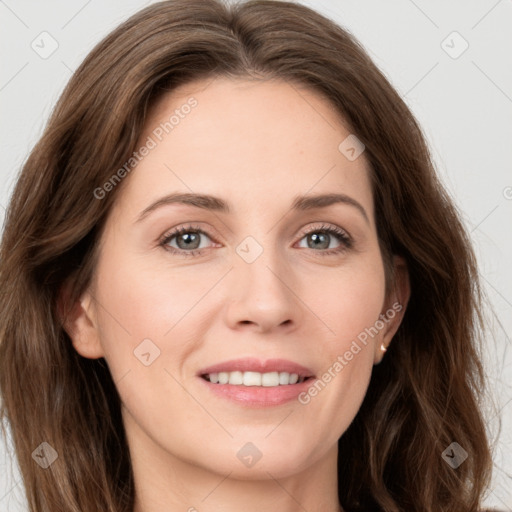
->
[198, 357, 315, 378]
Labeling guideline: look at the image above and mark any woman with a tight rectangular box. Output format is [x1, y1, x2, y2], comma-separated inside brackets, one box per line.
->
[0, 0, 498, 511]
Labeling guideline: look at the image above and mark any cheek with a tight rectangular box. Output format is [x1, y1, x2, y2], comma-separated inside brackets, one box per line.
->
[90, 255, 207, 433]
[316, 252, 386, 345]
[92, 251, 219, 372]
[298, 252, 385, 425]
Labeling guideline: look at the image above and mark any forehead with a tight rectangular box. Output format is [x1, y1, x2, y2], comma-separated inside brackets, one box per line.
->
[113, 76, 373, 221]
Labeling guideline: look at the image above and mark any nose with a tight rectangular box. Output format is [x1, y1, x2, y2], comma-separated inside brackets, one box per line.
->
[224, 239, 298, 334]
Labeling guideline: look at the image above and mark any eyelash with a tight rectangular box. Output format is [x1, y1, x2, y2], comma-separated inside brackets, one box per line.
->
[159, 223, 353, 258]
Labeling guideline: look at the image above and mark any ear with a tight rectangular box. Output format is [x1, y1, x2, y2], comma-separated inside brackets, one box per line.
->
[57, 280, 104, 359]
[373, 255, 410, 364]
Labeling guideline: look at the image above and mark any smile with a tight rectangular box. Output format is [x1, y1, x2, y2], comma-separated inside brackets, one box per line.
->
[197, 358, 316, 407]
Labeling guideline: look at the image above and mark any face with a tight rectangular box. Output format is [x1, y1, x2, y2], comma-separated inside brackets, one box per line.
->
[67, 76, 408, 482]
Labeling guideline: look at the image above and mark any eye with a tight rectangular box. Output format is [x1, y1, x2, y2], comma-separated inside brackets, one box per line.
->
[296, 223, 352, 256]
[160, 224, 216, 258]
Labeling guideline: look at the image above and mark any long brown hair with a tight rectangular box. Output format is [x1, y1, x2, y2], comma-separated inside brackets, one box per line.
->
[0, 1, 495, 510]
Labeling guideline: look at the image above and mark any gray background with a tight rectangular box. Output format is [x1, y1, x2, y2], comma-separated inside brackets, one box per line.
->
[1, 0, 511, 509]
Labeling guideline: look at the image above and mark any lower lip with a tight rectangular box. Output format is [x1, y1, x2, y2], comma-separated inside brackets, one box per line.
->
[198, 376, 315, 407]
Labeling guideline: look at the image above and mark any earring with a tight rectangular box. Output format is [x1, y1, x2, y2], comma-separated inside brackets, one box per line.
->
[380, 343, 387, 352]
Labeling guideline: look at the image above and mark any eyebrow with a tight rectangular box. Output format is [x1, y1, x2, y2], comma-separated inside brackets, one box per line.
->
[136, 192, 369, 224]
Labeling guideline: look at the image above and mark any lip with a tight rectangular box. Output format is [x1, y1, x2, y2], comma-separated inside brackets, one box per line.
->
[197, 357, 315, 377]
[199, 377, 315, 407]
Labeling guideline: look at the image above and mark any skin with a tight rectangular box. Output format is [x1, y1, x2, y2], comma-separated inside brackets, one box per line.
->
[65, 76, 410, 512]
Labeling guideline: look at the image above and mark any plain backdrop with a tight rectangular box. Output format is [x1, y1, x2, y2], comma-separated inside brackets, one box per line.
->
[1, 0, 511, 509]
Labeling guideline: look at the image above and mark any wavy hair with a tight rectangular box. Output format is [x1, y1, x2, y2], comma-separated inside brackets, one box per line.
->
[0, 0, 495, 510]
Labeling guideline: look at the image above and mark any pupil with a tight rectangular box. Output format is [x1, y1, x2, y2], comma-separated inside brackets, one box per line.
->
[310, 232, 328, 249]
[179, 232, 199, 249]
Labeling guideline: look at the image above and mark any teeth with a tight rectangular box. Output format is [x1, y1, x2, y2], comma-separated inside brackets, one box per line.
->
[228, 371, 243, 385]
[204, 371, 306, 386]
[261, 372, 279, 387]
[243, 371, 261, 386]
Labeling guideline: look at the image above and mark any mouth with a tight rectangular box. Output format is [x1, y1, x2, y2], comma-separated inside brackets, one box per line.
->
[198, 357, 315, 385]
[197, 358, 316, 407]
